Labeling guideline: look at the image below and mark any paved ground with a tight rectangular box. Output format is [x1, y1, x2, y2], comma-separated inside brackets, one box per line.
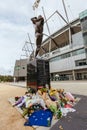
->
[0, 83, 33, 130]
[50, 94, 87, 130]
[35, 81, 87, 130]
[9, 81, 26, 88]
[0, 81, 87, 130]
[51, 81, 87, 96]
[10, 81, 87, 96]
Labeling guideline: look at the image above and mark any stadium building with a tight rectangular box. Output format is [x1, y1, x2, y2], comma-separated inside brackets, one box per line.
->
[14, 10, 87, 81]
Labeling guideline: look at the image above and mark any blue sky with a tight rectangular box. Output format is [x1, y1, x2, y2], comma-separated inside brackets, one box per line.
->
[0, 0, 87, 75]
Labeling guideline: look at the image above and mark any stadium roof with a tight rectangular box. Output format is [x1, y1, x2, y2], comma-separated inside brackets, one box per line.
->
[39, 18, 81, 56]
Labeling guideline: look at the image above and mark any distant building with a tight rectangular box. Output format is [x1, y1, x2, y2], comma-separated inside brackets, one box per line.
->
[14, 59, 28, 81]
[14, 10, 87, 81]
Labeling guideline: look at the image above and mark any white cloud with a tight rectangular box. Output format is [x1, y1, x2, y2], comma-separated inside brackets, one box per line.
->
[0, 67, 7, 75]
[0, 0, 87, 75]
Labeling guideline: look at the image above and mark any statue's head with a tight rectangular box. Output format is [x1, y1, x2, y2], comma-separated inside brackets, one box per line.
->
[38, 15, 42, 19]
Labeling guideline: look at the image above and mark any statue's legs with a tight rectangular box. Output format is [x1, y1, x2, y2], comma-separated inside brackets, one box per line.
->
[35, 34, 43, 57]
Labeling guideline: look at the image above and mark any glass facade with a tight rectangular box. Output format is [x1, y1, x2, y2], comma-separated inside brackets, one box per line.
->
[51, 73, 73, 81]
[50, 52, 71, 62]
[79, 9, 87, 20]
[75, 59, 87, 66]
[15, 66, 26, 70]
[80, 10, 87, 62]
[15, 66, 20, 70]
[83, 33, 87, 46]
[50, 48, 85, 62]
[72, 48, 85, 56]
[76, 72, 87, 80]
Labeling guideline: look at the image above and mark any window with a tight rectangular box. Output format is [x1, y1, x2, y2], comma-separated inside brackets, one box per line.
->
[75, 59, 87, 66]
[83, 32, 87, 46]
[15, 66, 20, 70]
[50, 56, 61, 62]
[50, 52, 71, 62]
[22, 67, 25, 69]
[61, 53, 70, 59]
[81, 19, 87, 32]
[72, 48, 85, 56]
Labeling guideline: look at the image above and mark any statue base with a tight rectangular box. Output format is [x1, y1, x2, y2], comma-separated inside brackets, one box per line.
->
[27, 58, 50, 90]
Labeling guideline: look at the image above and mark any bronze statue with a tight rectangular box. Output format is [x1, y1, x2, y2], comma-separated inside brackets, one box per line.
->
[31, 15, 44, 57]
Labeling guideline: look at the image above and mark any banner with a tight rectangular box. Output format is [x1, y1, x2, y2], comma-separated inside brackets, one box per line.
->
[33, 0, 40, 10]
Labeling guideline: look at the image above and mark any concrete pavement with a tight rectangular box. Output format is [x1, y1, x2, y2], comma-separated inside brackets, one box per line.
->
[9, 81, 87, 96]
[36, 81, 87, 130]
[50, 94, 87, 130]
[8, 81, 87, 130]
[51, 81, 87, 96]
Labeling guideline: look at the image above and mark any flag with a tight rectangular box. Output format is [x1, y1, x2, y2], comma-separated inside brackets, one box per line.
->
[33, 0, 40, 10]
